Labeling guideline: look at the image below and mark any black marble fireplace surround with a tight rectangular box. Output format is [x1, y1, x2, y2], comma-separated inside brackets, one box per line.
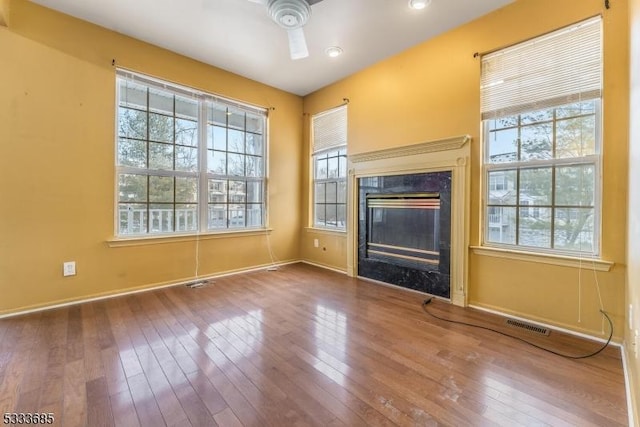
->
[358, 171, 452, 298]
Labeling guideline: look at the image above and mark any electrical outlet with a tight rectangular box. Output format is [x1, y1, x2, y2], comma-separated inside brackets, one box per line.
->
[314, 239, 319, 248]
[63, 261, 76, 277]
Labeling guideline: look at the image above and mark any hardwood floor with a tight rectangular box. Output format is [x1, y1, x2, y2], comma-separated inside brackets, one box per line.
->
[0, 263, 628, 426]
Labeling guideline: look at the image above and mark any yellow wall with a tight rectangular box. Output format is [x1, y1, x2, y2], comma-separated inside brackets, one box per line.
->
[0, 0, 303, 315]
[302, 0, 628, 341]
[627, 0, 640, 421]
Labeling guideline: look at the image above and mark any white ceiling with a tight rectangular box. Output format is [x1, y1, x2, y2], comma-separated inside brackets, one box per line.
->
[29, 0, 514, 96]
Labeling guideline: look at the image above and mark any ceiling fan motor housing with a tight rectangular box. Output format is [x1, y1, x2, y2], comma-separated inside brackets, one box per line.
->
[267, 0, 311, 30]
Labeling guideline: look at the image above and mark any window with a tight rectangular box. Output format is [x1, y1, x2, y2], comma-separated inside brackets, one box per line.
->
[481, 17, 602, 255]
[116, 71, 266, 236]
[312, 106, 347, 229]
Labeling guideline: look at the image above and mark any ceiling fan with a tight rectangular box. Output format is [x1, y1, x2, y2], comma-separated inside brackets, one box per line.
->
[248, 0, 325, 60]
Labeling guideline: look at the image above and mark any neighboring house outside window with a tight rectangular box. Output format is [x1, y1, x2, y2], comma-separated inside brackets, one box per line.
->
[116, 70, 267, 236]
[481, 17, 602, 255]
[312, 106, 347, 230]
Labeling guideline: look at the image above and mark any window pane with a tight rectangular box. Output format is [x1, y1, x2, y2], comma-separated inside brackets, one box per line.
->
[175, 96, 198, 120]
[555, 165, 594, 206]
[175, 204, 198, 232]
[328, 156, 339, 178]
[520, 108, 553, 125]
[337, 204, 346, 228]
[326, 182, 337, 203]
[119, 174, 147, 202]
[486, 206, 516, 244]
[520, 167, 552, 205]
[208, 179, 227, 203]
[229, 204, 245, 228]
[209, 125, 226, 150]
[325, 204, 338, 227]
[556, 100, 596, 119]
[208, 204, 227, 229]
[488, 170, 516, 204]
[118, 203, 147, 234]
[118, 138, 146, 168]
[246, 113, 263, 134]
[176, 177, 198, 203]
[338, 155, 347, 178]
[149, 142, 173, 170]
[246, 155, 263, 177]
[246, 133, 263, 155]
[556, 115, 596, 158]
[315, 183, 326, 203]
[247, 204, 262, 227]
[149, 88, 173, 115]
[228, 153, 245, 176]
[209, 104, 227, 126]
[228, 129, 244, 153]
[518, 207, 551, 248]
[149, 176, 173, 202]
[487, 127, 518, 163]
[315, 204, 326, 227]
[119, 80, 147, 109]
[150, 204, 173, 233]
[337, 181, 346, 203]
[520, 122, 552, 160]
[208, 150, 226, 174]
[554, 208, 594, 252]
[316, 157, 328, 179]
[175, 146, 198, 172]
[247, 181, 262, 203]
[487, 115, 518, 131]
[149, 113, 174, 143]
[175, 118, 198, 147]
[228, 108, 245, 130]
[229, 180, 246, 203]
[118, 108, 147, 139]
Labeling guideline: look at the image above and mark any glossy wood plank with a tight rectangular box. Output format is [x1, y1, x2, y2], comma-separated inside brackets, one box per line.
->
[0, 263, 628, 426]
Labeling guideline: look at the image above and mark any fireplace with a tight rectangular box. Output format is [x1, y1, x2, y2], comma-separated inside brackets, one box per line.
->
[358, 172, 452, 298]
[347, 135, 470, 306]
[366, 193, 440, 266]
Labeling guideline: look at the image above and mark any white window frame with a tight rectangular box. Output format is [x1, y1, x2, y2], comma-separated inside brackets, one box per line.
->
[480, 17, 603, 256]
[115, 70, 268, 237]
[311, 105, 347, 230]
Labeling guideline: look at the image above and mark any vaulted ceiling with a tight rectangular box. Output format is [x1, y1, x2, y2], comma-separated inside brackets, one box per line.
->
[29, 0, 514, 96]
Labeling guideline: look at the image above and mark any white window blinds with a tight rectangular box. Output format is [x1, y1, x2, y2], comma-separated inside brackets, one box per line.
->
[480, 16, 602, 119]
[312, 105, 347, 153]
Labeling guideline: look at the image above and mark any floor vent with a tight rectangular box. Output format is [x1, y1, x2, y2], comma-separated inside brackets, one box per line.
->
[185, 280, 211, 289]
[505, 319, 550, 336]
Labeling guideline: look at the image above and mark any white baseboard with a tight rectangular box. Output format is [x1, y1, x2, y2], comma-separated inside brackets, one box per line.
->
[300, 260, 348, 275]
[621, 344, 639, 427]
[469, 304, 621, 347]
[0, 259, 301, 320]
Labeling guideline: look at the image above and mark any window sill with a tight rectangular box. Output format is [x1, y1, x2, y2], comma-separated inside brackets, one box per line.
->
[305, 227, 347, 236]
[107, 228, 273, 248]
[470, 246, 613, 272]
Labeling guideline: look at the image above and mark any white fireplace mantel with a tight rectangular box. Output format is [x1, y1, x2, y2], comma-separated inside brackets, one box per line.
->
[347, 135, 471, 307]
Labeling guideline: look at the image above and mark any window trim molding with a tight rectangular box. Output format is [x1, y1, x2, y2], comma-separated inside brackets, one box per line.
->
[470, 245, 613, 272]
[107, 228, 273, 248]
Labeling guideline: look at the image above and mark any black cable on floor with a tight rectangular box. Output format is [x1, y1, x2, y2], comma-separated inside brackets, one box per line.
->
[421, 298, 613, 359]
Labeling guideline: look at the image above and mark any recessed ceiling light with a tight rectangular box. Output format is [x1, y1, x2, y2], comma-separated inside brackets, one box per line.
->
[325, 46, 343, 58]
[409, 0, 431, 10]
